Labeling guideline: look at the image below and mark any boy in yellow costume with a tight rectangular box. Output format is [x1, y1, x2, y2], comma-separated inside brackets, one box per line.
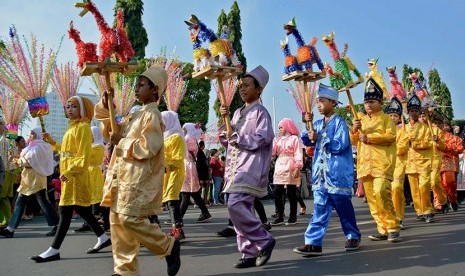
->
[95, 66, 181, 276]
[420, 113, 448, 213]
[386, 97, 409, 229]
[405, 95, 434, 223]
[350, 78, 401, 242]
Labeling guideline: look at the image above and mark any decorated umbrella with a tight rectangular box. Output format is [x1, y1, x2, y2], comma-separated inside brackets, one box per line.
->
[50, 61, 81, 108]
[0, 26, 59, 132]
[150, 48, 189, 112]
[90, 73, 136, 123]
[0, 87, 28, 139]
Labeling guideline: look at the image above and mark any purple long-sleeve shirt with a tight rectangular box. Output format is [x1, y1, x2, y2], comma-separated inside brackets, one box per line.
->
[219, 101, 274, 197]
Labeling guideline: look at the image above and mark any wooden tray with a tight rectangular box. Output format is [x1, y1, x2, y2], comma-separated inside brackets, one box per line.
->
[192, 65, 242, 80]
[282, 71, 326, 82]
[80, 61, 139, 76]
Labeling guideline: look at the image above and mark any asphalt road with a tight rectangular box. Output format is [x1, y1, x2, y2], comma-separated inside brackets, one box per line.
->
[1, 198, 464, 276]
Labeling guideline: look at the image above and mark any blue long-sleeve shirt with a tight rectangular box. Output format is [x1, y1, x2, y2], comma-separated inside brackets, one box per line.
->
[301, 114, 354, 195]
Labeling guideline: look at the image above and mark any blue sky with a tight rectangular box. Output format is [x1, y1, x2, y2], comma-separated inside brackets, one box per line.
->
[1, 0, 464, 134]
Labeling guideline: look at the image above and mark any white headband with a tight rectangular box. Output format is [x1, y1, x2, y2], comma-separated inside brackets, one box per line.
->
[70, 96, 84, 118]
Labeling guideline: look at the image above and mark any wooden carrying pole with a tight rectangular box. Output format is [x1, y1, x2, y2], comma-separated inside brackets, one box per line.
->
[216, 75, 232, 134]
[104, 71, 118, 134]
[303, 79, 314, 132]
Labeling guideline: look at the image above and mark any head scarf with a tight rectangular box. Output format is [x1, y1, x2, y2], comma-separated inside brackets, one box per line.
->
[161, 111, 184, 140]
[278, 118, 300, 136]
[183, 122, 203, 140]
[20, 127, 54, 176]
[91, 126, 104, 147]
[67, 96, 94, 122]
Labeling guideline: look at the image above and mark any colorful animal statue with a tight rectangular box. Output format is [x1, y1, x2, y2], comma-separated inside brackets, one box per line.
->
[324, 62, 347, 90]
[68, 21, 99, 67]
[366, 58, 389, 100]
[190, 29, 213, 72]
[322, 32, 363, 88]
[74, 0, 135, 62]
[409, 72, 428, 100]
[386, 66, 406, 100]
[284, 18, 324, 72]
[280, 36, 301, 74]
[185, 15, 240, 67]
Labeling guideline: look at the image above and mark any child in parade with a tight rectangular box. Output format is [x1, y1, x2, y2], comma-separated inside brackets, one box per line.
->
[423, 115, 449, 213]
[386, 98, 410, 228]
[440, 120, 464, 211]
[161, 111, 186, 241]
[350, 78, 401, 242]
[0, 127, 59, 238]
[271, 118, 303, 226]
[179, 123, 212, 225]
[74, 126, 108, 232]
[219, 65, 276, 268]
[294, 83, 361, 256]
[405, 95, 435, 222]
[32, 96, 111, 263]
[0, 119, 17, 227]
[95, 66, 181, 276]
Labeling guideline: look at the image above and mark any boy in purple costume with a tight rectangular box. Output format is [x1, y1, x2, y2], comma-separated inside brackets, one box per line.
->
[219, 65, 276, 269]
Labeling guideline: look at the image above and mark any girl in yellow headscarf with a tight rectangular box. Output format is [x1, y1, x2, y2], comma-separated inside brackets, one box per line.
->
[32, 96, 111, 263]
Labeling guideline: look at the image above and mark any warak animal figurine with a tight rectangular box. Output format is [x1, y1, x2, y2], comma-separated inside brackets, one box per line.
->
[322, 32, 363, 90]
[386, 66, 406, 100]
[284, 18, 324, 73]
[324, 62, 346, 90]
[409, 72, 428, 100]
[280, 36, 302, 74]
[366, 58, 389, 100]
[185, 14, 240, 68]
[73, 0, 135, 64]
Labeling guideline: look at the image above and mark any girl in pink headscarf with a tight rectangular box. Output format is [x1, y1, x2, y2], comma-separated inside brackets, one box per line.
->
[271, 118, 303, 226]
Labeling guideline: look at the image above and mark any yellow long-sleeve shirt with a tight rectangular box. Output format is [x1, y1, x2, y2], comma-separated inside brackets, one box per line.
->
[405, 121, 432, 174]
[350, 111, 396, 180]
[89, 144, 105, 204]
[163, 134, 185, 202]
[393, 125, 409, 181]
[95, 101, 165, 217]
[431, 126, 445, 169]
[53, 121, 93, 206]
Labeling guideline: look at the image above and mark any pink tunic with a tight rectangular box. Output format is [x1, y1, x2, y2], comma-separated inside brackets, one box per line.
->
[181, 138, 201, 193]
[272, 135, 303, 185]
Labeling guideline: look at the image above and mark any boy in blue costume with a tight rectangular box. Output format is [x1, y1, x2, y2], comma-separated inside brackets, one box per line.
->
[293, 83, 361, 256]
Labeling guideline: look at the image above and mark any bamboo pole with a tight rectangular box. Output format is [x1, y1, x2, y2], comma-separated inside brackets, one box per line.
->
[104, 71, 118, 133]
[216, 75, 232, 133]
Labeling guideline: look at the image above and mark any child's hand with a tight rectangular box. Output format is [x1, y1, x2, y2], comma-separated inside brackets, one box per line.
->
[109, 131, 123, 145]
[219, 105, 230, 117]
[352, 120, 362, 132]
[42, 133, 56, 145]
[360, 133, 368, 144]
[102, 88, 115, 109]
[304, 112, 313, 122]
[432, 135, 438, 142]
[60, 175, 68, 182]
[309, 131, 318, 141]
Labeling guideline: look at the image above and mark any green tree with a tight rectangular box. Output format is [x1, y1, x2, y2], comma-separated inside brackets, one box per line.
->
[428, 68, 454, 120]
[177, 63, 211, 127]
[335, 103, 365, 126]
[114, 0, 148, 59]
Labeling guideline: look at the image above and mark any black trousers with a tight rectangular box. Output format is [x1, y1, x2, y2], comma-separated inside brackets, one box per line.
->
[180, 190, 210, 218]
[51, 205, 104, 249]
[274, 184, 297, 220]
[166, 200, 183, 228]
